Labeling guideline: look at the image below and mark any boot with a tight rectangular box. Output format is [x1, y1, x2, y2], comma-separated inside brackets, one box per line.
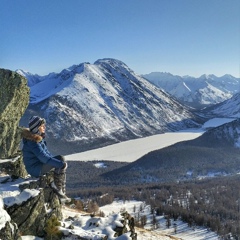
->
[50, 181, 71, 203]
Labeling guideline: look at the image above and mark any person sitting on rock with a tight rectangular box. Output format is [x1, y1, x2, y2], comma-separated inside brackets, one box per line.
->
[22, 115, 71, 203]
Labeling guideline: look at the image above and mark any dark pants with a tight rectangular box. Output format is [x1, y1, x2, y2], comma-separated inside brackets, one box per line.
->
[41, 155, 65, 175]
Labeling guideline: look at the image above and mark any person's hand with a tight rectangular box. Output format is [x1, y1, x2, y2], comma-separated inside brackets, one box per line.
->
[62, 162, 68, 170]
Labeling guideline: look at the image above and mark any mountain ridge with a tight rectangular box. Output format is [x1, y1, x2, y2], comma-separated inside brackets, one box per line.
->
[143, 72, 240, 109]
[201, 92, 240, 118]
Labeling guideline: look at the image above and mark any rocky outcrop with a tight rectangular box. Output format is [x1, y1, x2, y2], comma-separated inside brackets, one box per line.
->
[114, 212, 137, 240]
[0, 68, 30, 239]
[0, 198, 20, 240]
[1, 174, 63, 238]
[0, 220, 20, 240]
[0, 69, 63, 239]
[61, 211, 137, 239]
[0, 153, 28, 179]
[0, 69, 29, 159]
[0, 68, 29, 178]
[12, 174, 62, 236]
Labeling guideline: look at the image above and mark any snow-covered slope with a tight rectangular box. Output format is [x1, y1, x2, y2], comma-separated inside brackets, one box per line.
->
[16, 69, 44, 87]
[19, 59, 201, 155]
[143, 72, 240, 109]
[203, 92, 240, 118]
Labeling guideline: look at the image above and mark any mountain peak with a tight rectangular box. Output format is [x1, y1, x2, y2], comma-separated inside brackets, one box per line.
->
[199, 74, 217, 80]
[94, 58, 126, 66]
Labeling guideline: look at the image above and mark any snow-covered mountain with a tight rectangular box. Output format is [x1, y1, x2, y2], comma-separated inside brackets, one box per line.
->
[19, 59, 201, 155]
[201, 92, 240, 118]
[16, 69, 44, 87]
[143, 72, 240, 109]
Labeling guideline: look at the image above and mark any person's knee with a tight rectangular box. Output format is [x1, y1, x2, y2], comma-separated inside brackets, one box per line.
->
[54, 155, 65, 162]
[53, 155, 67, 174]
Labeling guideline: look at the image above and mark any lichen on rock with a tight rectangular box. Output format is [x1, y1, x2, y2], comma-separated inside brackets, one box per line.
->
[0, 68, 29, 159]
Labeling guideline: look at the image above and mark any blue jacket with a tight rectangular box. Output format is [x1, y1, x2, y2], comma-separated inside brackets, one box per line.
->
[22, 128, 64, 177]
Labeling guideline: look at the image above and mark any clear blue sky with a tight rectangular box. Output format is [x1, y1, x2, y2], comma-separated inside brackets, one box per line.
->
[1, 0, 240, 77]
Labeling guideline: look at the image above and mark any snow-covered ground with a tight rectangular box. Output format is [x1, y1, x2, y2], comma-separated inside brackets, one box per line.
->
[66, 118, 236, 163]
[99, 200, 219, 240]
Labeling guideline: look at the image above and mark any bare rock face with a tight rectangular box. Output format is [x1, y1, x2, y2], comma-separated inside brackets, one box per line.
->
[114, 212, 137, 240]
[0, 221, 20, 240]
[0, 197, 21, 240]
[0, 68, 29, 158]
[2, 174, 63, 238]
[0, 153, 28, 178]
[0, 69, 29, 178]
[10, 174, 62, 236]
[0, 68, 30, 239]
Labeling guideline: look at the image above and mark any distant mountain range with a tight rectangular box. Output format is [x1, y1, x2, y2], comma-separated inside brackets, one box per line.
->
[18, 59, 201, 155]
[143, 72, 240, 109]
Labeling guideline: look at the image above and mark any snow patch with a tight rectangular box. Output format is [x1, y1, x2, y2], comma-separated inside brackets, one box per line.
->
[0, 198, 11, 230]
[4, 189, 40, 207]
[94, 162, 107, 168]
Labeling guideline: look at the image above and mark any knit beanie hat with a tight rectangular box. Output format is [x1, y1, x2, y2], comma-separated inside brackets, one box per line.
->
[29, 116, 46, 134]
